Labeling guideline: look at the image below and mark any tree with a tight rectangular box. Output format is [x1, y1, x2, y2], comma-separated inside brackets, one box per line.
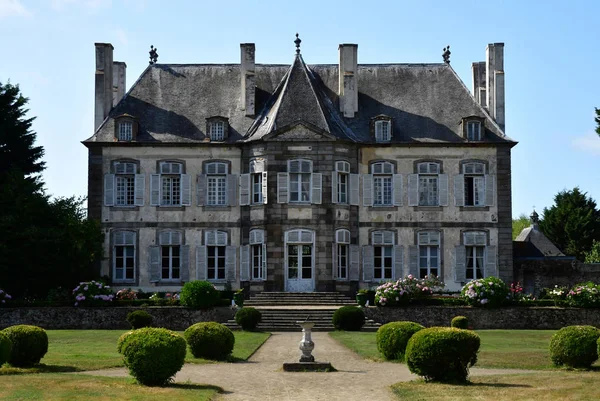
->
[0, 81, 45, 188]
[539, 187, 600, 261]
[584, 240, 600, 263]
[595, 107, 600, 137]
[512, 213, 530, 240]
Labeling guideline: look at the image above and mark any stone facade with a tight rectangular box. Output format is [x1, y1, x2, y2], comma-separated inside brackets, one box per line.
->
[84, 39, 515, 295]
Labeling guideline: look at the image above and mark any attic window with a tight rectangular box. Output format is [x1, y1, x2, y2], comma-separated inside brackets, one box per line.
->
[371, 115, 393, 143]
[118, 122, 133, 141]
[206, 117, 229, 142]
[467, 121, 481, 141]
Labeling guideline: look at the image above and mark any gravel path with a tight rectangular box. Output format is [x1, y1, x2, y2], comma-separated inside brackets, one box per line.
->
[82, 332, 537, 401]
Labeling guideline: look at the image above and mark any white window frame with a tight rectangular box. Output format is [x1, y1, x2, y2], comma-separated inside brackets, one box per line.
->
[418, 231, 440, 278]
[335, 229, 350, 280]
[206, 162, 228, 206]
[159, 231, 182, 282]
[159, 162, 183, 206]
[417, 162, 440, 207]
[335, 161, 350, 204]
[285, 229, 315, 282]
[372, 230, 395, 280]
[114, 162, 136, 206]
[249, 229, 266, 280]
[464, 231, 486, 280]
[113, 231, 136, 282]
[372, 161, 394, 206]
[463, 162, 486, 207]
[467, 121, 482, 141]
[118, 121, 133, 141]
[205, 230, 228, 281]
[209, 121, 225, 141]
[288, 159, 312, 203]
[375, 120, 391, 142]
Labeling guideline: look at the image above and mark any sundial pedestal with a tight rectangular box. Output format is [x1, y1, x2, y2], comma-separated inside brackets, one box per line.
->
[282, 321, 335, 372]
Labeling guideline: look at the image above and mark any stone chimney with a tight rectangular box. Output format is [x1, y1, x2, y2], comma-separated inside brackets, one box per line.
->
[472, 61, 487, 108]
[338, 44, 358, 118]
[240, 43, 256, 116]
[486, 43, 505, 131]
[112, 61, 126, 107]
[94, 43, 114, 131]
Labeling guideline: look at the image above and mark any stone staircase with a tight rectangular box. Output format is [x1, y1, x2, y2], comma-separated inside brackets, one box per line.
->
[224, 292, 381, 332]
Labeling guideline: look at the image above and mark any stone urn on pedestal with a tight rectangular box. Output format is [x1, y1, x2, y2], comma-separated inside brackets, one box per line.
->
[297, 321, 315, 362]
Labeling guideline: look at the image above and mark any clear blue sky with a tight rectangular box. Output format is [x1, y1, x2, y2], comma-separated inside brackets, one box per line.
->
[1, 0, 599, 218]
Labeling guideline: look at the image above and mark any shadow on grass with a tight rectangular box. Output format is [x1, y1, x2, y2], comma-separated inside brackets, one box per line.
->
[469, 383, 532, 389]
[0, 364, 80, 375]
[169, 383, 225, 393]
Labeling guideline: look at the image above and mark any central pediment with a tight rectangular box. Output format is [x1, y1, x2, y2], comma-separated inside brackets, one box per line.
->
[263, 122, 336, 142]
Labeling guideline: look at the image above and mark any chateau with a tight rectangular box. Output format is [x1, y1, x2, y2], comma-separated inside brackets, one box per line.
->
[84, 37, 515, 294]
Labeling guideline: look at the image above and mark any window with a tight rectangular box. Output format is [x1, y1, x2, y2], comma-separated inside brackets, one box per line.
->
[417, 162, 439, 206]
[160, 231, 182, 281]
[250, 230, 266, 280]
[150, 162, 191, 207]
[286, 230, 314, 282]
[463, 162, 485, 207]
[104, 161, 144, 207]
[278, 160, 322, 205]
[240, 159, 267, 206]
[206, 162, 228, 206]
[113, 231, 135, 281]
[418, 231, 440, 278]
[455, 231, 496, 283]
[332, 161, 359, 205]
[375, 120, 391, 142]
[209, 121, 225, 141]
[206, 231, 227, 280]
[372, 162, 394, 206]
[335, 229, 350, 280]
[118, 121, 133, 141]
[372, 231, 394, 280]
[466, 121, 481, 141]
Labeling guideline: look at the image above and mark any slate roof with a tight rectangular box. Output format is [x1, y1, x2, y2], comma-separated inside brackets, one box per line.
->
[84, 53, 516, 145]
[514, 225, 566, 258]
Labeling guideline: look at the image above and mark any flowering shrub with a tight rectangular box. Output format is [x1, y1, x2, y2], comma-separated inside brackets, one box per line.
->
[460, 277, 509, 308]
[567, 282, 600, 308]
[0, 289, 12, 304]
[375, 275, 444, 307]
[507, 282, 537, 306]
[73, 280, 114, 306]
[115, 288, 138, 301]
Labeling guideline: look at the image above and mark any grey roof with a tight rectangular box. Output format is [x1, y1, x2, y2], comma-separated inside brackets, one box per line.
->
[514, 225, 565, 257]
[84, 56, 516, 145]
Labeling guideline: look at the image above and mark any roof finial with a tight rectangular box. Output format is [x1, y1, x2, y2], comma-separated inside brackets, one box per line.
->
[442, 45, 451, 64]
[530, 208, 540, 227]
[294, 33, 301, 55]
[149, 45, 158, 65]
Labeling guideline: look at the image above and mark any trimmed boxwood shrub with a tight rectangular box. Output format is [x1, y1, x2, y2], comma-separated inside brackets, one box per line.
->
[179, 280, 220, 309]
[550, 325, 600, 368]
[126, 310, 153, 329]
[406, 327, 480, 382]
[184, 322, 235, 360]
[120, 327, 186, 386]
[0, 331, 12, 366]
[235, 307, 262, 331]
[376, 321, 424, 361]
[332, 306, 365, 331]
[451, 316, 469, 329]
[117, 330, 134, 354]
[2, 325, 48, 367]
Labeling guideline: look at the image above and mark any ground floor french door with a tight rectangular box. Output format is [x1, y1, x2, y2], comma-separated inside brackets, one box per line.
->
[285, 243, 314, 292]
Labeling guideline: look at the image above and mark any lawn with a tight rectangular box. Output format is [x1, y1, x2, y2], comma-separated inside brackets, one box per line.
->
[0, 329, 271, 373]
[391, 371, 600, 401]
[329, 329, 600, 370]
[0, 373, 220, 400]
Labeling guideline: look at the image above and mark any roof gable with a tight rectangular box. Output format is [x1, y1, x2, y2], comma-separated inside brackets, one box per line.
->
[263, 122, 336, 142]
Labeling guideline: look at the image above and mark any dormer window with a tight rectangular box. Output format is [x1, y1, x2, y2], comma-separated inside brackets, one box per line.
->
[370, 115, 393, 143]
[114, 115, 138, 142]
[118, 122, 133, 141]
[206, 117, 229, 141]
[461, 117, 485, 141]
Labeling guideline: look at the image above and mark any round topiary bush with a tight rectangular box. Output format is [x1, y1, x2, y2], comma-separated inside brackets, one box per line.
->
[179, 280, 220, 309]
[235, 307, 262, 331]
[184, 322, 235, 360]
[2, 325, 48, 367]
[0, 331, 12, 366]
[120, 327, 186, 386]
[406, 327, 480, 382]
[550, 325, 600, 368]
[126, 310, 153, 329]
[451, 316, 469, 329]
[332, 306, 365, 331]
[117, 330, 135, 354]
[376, 321, 425, 361]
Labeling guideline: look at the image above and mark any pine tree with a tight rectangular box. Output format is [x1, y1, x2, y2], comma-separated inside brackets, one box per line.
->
[595, 107, 600, 137]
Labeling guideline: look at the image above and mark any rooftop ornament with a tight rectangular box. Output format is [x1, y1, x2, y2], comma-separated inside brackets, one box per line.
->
[530, 208, 540, 226]
[149, 45, 159, 65]
[294, 33, 301, 55]
[442, 45, 451, 64]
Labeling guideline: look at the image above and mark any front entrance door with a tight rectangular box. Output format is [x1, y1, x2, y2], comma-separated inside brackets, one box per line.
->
[286, 244, 314, 292]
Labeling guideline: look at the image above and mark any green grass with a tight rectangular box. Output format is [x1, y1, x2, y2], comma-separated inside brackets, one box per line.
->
[392, 371, 600, 401]
[0, 373, 220, 400]
[0, 329, 270, 374]
[329, 329, 600, 370]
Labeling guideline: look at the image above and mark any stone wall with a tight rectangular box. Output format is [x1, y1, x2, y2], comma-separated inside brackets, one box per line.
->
[514, 260, 600, 295]
[0, 307, 235, 331]
[364, 306, 600, 330]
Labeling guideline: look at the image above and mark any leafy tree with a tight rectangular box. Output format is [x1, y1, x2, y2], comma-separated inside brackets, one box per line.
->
[0, 81, 45, 188]
[539, 187, 600, 261]
[584, 240, 600, 263]
[595, 108, 600, 137]
[512, 213, 530, 240]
